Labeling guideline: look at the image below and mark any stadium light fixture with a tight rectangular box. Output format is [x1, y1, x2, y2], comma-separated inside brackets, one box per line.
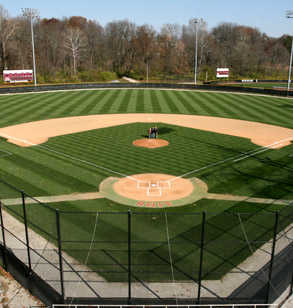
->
[194, 19, 198, 84]
[286, 10, 293, 93]
[22, 8, 40, 86]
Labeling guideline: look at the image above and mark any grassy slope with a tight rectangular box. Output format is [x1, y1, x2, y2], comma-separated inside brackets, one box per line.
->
[0, 89, 292, 282]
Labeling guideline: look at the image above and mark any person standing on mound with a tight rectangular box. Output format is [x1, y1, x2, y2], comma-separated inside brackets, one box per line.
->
[148, 127, 152, 138]
[155, 126, 158, 139]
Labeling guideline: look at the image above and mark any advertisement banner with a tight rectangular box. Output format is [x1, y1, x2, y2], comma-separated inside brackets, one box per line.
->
[3, 70, 33, 83]
[217, 68, 229, 78]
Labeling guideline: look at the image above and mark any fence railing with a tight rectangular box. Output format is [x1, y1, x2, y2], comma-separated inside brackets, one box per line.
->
[0, 82, 292, 97]
[52, 304, 281, 308]
[0, 178, 292, 307]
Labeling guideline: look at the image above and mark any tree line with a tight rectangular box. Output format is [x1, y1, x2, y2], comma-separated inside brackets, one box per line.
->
[0, 5, 291, 83]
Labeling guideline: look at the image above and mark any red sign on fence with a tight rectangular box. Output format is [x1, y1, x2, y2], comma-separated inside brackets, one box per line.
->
[3, 70, 33, 83]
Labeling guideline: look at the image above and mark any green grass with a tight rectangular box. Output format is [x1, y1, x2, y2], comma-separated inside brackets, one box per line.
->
[0, 89, 292, 282]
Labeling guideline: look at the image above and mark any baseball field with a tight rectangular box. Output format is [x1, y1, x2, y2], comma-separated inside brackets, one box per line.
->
[0, 88, 292, 284]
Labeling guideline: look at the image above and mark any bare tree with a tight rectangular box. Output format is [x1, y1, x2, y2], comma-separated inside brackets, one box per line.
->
[64, 26, 84, 75]
[0, 4, 290, 82]
[37, 18, 64, 79]
[84, 20, 104, 70]
[0, 5, 18, 71]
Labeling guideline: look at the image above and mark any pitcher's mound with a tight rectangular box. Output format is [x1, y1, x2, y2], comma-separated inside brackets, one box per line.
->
[132, 139, 169, 148]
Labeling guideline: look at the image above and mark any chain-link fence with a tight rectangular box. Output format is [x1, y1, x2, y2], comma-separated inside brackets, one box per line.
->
[0, 179, 292, 306]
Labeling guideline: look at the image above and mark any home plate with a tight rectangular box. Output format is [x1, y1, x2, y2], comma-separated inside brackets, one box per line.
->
[113, 173, 194, 201]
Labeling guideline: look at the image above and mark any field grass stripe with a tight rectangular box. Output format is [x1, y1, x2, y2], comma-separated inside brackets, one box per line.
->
[0, 93, 31, 109]
[209, 93, 254, 119]
[244, 95, 292, 119]
[28, 92, 83, 121]
[135, 90, 145, 113]
[171, 91, 198, 114]
[88, 90, 117, 114]
[231, 95, 293, 126]
[98, 89, 122, 114]
[198, 92, 234, 118]
[154, 91, 171, 113]
[58, 91, 99, 116]
[63, 90, 101, 116]
[169, 90, 194, 114]
[40, 93, 83, 119]
[188, 92, 219, 116]
[181, 92, 210, 115]
[149, 91, 162, 113]
[1, 93, 73, 125]
[105, 90, 128, 114]
[143, 90, 154, 113]
[0, 93, 45, 112]
[222, 94, 277, 121]
[116, 89, 132, 113]
[0, 93, 46, 120]
[18, 91, 79, 121]
[216, 93, 271, 122]
[126, 90, 139, 113]
[81, 90, 113, 114]
[0, 133, 133, 180]
[170, 138, 292, 181]
[160, 91, 181, 114]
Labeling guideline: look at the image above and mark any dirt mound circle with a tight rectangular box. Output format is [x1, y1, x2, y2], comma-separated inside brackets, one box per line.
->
[132, 139, 169, 148]
[113, 173, 194, 201]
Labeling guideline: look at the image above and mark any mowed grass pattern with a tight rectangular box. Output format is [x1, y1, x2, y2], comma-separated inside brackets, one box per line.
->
[0, 89, 292, 283]
[0, 89, 292, 127]
[0, 89, 292, 199]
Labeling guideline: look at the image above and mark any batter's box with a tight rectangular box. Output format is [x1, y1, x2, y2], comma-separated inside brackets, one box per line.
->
[148, 188, 161, 196]
[137, 181, 151, 189]
[157, 181, 170, 189]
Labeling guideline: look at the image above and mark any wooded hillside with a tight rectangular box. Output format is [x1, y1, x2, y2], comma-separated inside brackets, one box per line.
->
[0, 5, 291, 83]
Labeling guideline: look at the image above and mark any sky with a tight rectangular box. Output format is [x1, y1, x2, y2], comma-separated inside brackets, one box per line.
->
[1, 0, 293, 38]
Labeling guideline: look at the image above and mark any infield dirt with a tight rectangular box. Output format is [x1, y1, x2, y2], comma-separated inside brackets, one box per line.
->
[0, 113, 292, 148]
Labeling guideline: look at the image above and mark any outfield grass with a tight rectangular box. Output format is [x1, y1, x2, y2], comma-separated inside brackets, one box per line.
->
[0, 89, 292, 282]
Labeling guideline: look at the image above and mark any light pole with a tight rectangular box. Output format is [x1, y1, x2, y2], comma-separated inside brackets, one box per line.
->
[22, 8, 39, 86]
[286, 10, 293, 93]
[194, 19, 198, 84]
[146, 59, 149, 83]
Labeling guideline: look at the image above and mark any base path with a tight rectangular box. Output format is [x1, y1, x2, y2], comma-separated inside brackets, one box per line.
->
[2, 175, 291, 208]
[0, 113, 292, 148]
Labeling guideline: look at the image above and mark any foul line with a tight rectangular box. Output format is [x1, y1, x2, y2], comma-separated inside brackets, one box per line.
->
[0, 148, 13, 158]
[1, 133, 292, 186]
[170, 136, 293, 182]
[0, 133, 138, 181]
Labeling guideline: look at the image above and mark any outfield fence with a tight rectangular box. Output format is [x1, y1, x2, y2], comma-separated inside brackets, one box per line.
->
[0, 82, 292, 97]
[0, 179, 292, 306]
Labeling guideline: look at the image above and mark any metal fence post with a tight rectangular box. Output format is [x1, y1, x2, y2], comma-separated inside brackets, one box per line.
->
[128, 210, 132, 303]
[290, 273, 293, 297]
[0, 201, 8, 269]
[21, 191, 32, 271]
[197, 210, 206, 304]
[56, 209, 65, 302]
[266, 210, 279, 303]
